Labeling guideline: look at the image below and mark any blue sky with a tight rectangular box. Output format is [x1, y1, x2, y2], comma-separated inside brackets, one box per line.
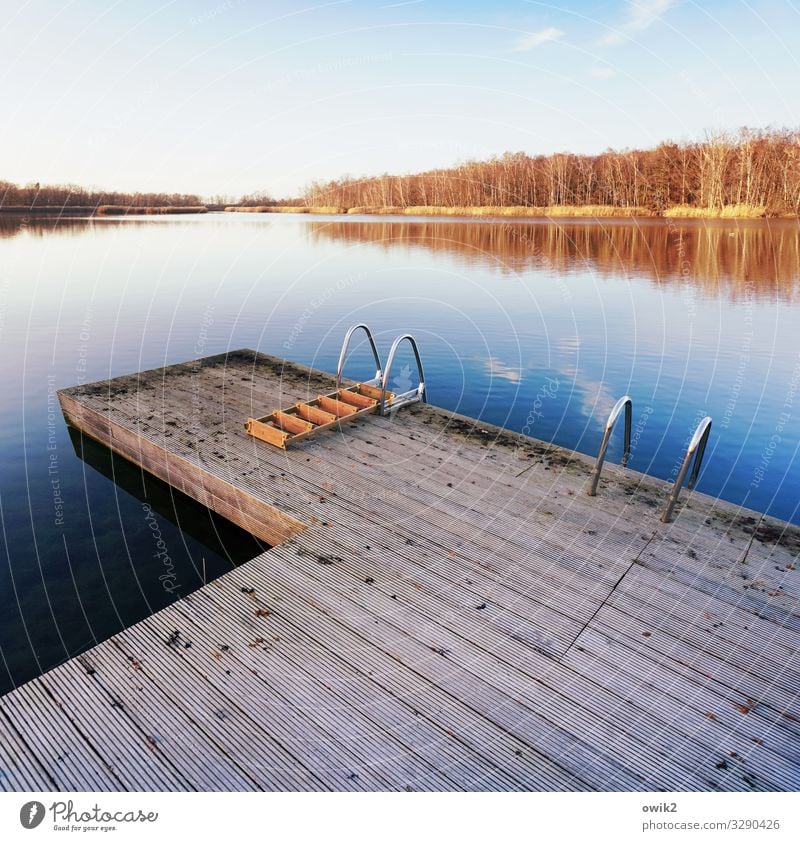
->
[1, 0, 798, 197]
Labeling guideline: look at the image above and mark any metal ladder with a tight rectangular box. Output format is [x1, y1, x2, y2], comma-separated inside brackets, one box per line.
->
[246, 324, 426, 449]
[587, 396, 712, 522]
[380, 333, 426, 415]
[661, 416, 712, 522]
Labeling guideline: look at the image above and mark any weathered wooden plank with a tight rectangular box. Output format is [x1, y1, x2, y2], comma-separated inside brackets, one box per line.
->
[83, 395, 636, 618]
[71, 651, 262, 791]
[561, 639, 799, 790]
[37, 665, 192, 791]
[206, 549, 597, 790]
[0, 712, 57, 790]
[59, 391, 306, 546]
[254, 534, 712, 790]
[140, 603, 455, 791]
[73, 395, 625, 638]
[1, 348, 795, 793]
[172, 587, 519, 790]
[566, 608, 800, 745]
[0, 681, 126, 790]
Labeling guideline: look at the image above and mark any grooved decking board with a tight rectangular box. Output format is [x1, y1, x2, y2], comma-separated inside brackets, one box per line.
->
[1, 348, 797, 791]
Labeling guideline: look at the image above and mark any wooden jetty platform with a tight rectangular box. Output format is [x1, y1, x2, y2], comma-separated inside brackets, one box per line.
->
[1, 348, 799, 791]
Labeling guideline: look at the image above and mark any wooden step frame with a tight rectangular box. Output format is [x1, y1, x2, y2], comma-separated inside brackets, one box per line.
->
[246, 383, 396, 449]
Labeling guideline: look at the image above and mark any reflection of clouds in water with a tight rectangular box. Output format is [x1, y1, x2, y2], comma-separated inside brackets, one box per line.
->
[556, 336, 621, 425]
[576, 376, 618, 426]
[479, 339, 615, 425]
[480, 356, 522, 383]
[478, 336, 616, 426]
[567, 372, 618, 427]
[556, 336, 618, 425]
[560, 365, 618, 428]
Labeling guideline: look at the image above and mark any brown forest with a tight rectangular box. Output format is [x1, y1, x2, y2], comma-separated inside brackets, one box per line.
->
[0, 181, 209, 209]
[4, 128, 800, 216]
[303, 128, 800, 216]
[0, 181, 291, 210]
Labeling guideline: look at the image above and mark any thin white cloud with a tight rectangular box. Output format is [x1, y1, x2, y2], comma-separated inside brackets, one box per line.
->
[602, 0, 676, 45]
[481, 356, 522, 383]
[512, 27, 564, 52]
[590, 66, 617, 79]
[380, 0, 424, 8]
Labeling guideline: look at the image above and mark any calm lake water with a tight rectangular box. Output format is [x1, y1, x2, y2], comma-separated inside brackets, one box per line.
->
[1, 212, 799, 693]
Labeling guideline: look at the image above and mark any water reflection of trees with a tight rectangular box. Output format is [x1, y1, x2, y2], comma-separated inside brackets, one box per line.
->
[0, 215, 235, 239]
[309, 218, 800, 300]
[0, 215, 97, 239]
[4, 214, 798, 300]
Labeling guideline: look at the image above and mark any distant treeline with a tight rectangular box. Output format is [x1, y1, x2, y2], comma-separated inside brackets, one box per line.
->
[0, 181, 207, 209]
[0, 183, 291, 211]
[303, 128, 800, 216]
[5, 128, 799, 217]
[234, 191, 301, 207]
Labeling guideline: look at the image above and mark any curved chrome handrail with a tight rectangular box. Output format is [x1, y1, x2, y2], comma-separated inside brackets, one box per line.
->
[335, 323, 382, 389]
[661, 416, 712, 523]
[588, 395, 632, 496]
[379, 334, 426, 415]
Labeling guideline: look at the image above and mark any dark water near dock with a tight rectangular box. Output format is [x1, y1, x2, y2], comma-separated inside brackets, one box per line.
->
[1, 212, 798, 693]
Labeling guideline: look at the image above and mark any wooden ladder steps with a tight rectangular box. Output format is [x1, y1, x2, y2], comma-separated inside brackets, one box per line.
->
[246, 382, 395, 449]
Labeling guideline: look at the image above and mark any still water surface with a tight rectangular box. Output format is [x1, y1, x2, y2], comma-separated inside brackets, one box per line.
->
[1, 212, 798, 692]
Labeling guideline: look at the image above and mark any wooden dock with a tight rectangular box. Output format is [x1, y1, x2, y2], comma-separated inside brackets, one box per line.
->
[1, 348, 799, 791]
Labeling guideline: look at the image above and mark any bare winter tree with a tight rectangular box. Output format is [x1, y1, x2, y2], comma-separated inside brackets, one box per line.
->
[301, 128, 800, 216]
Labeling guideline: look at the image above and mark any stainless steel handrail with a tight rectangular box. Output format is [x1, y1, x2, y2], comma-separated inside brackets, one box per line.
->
[379, 334, 426, 415]
[335, 323, 382, 389]
[588, 396, 632, 496]
[661, 415, 712, 523]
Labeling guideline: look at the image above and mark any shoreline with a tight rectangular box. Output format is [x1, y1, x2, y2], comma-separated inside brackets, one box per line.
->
[0, 205, 208, 216]
[3, 204, 797, 220]
[223, 204, 798, 220]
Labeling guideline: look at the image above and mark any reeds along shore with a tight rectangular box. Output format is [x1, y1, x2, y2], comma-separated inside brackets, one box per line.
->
[662, 204, 768, 218]
[0, 203, 780, 219]
[223, 205, 345, 214]
[223, 204, 780, 218]
[224, 204, 642, 216]
[95, 205, 208, 215]
[343, 205, 651, 217]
